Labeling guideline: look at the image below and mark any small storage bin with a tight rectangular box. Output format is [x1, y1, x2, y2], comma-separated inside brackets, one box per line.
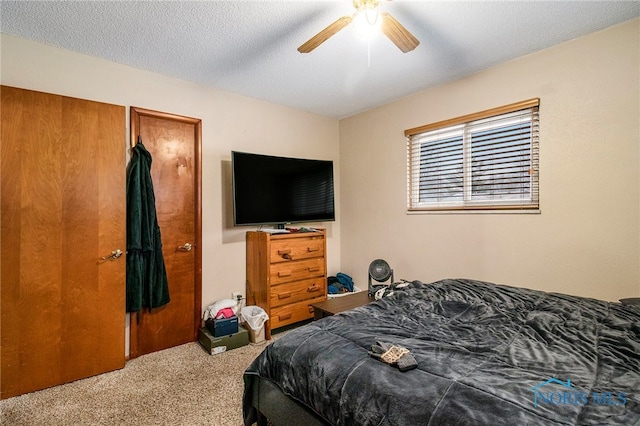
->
[205, 315, 239, 337]
[240, 306, 269, 343]
[247, 325, 265, 344]
[327, 286, 363, 299]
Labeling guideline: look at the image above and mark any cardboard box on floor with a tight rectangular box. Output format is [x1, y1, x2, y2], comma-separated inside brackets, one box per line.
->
[198, 325, 248, 355]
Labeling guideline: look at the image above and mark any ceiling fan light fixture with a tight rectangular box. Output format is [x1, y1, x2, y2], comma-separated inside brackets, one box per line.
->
[297, 0, 419, 54]
[353, 7, 381, 39]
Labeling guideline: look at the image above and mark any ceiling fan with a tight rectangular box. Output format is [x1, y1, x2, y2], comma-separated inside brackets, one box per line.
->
[298, 0, 420, 54]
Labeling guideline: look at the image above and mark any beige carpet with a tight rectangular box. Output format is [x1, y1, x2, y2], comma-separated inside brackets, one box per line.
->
[0, 339, 272, 426]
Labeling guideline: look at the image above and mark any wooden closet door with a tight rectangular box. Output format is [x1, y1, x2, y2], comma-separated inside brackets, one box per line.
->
[129, 107, 202, 358]
[1, 86, 126, 399]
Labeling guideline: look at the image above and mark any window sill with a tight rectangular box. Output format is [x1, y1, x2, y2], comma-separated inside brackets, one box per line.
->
[407, 209, 541, 215]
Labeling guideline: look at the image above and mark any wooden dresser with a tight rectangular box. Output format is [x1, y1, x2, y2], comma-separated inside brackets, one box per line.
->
[246, 230, 327, 339]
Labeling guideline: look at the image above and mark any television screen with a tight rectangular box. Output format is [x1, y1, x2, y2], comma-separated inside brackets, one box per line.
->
[232, 151, 335, 227]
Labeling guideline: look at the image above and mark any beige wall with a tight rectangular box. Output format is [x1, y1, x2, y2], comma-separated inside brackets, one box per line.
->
[339, 18, 639, 301]
[0, 34, 341, 329]
[2, 16, 638, 316]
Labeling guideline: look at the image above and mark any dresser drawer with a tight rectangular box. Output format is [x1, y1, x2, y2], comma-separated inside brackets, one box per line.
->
[270, 237, 325, 263]
[270, 277, 325, 308]
[270, 296, 326, 329]
[270, 257, 325, 285]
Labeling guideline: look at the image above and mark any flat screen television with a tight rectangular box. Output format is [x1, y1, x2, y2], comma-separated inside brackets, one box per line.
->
[232, 151, 335, 227]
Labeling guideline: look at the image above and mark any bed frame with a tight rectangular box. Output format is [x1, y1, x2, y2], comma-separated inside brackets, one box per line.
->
[248, 375, 329, 426]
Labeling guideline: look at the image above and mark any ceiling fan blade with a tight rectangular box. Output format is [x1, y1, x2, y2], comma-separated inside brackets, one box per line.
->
[381, 12, 419, 53]
[298, 16, 353, 53]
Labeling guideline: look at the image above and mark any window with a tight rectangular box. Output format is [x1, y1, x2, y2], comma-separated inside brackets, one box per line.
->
[405, 99, 539, 212]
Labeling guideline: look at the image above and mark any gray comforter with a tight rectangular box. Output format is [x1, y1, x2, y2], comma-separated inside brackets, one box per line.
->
[243, 279, 640, 425]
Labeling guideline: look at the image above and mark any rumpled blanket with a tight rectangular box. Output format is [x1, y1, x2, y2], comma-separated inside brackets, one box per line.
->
[244, 278, 640, 425]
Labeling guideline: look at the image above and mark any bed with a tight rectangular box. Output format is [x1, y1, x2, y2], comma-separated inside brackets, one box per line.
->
[243, 278, 640, 425]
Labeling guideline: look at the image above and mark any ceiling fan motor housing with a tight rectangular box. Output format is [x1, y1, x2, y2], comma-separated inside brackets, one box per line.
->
[353, 0, 381, 11]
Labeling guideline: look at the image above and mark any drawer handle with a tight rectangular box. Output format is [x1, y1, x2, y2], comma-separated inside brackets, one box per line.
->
[278, 271, 292, 277]
[307, 246, 319, 252]
[278, 292, 291, 299]
[307, 283, 319, 292]
[279, 313, 292, 321]
[308, 306, 314, 314]
[307, 267, 320, 273]
[278, 249, 292, 260]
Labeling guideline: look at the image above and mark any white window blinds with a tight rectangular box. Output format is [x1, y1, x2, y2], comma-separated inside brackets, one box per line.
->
[405, 99, 539, 211]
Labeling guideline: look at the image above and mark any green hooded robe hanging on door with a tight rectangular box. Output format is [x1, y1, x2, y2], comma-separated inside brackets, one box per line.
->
[126, 137, 170, 312]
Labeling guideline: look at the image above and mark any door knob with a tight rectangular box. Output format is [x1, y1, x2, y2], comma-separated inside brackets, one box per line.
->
[100, 249, 123, 261]
[177, 243, 193, 252]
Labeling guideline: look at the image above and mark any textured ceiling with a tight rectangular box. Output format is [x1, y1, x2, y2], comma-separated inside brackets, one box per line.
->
[1, 1, 638, 119]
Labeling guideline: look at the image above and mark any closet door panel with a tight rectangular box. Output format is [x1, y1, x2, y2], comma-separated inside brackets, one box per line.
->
[1, 86, 126, 399]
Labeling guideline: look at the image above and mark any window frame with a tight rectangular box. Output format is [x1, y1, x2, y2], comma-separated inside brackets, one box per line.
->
[405, 98, 539, 212]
